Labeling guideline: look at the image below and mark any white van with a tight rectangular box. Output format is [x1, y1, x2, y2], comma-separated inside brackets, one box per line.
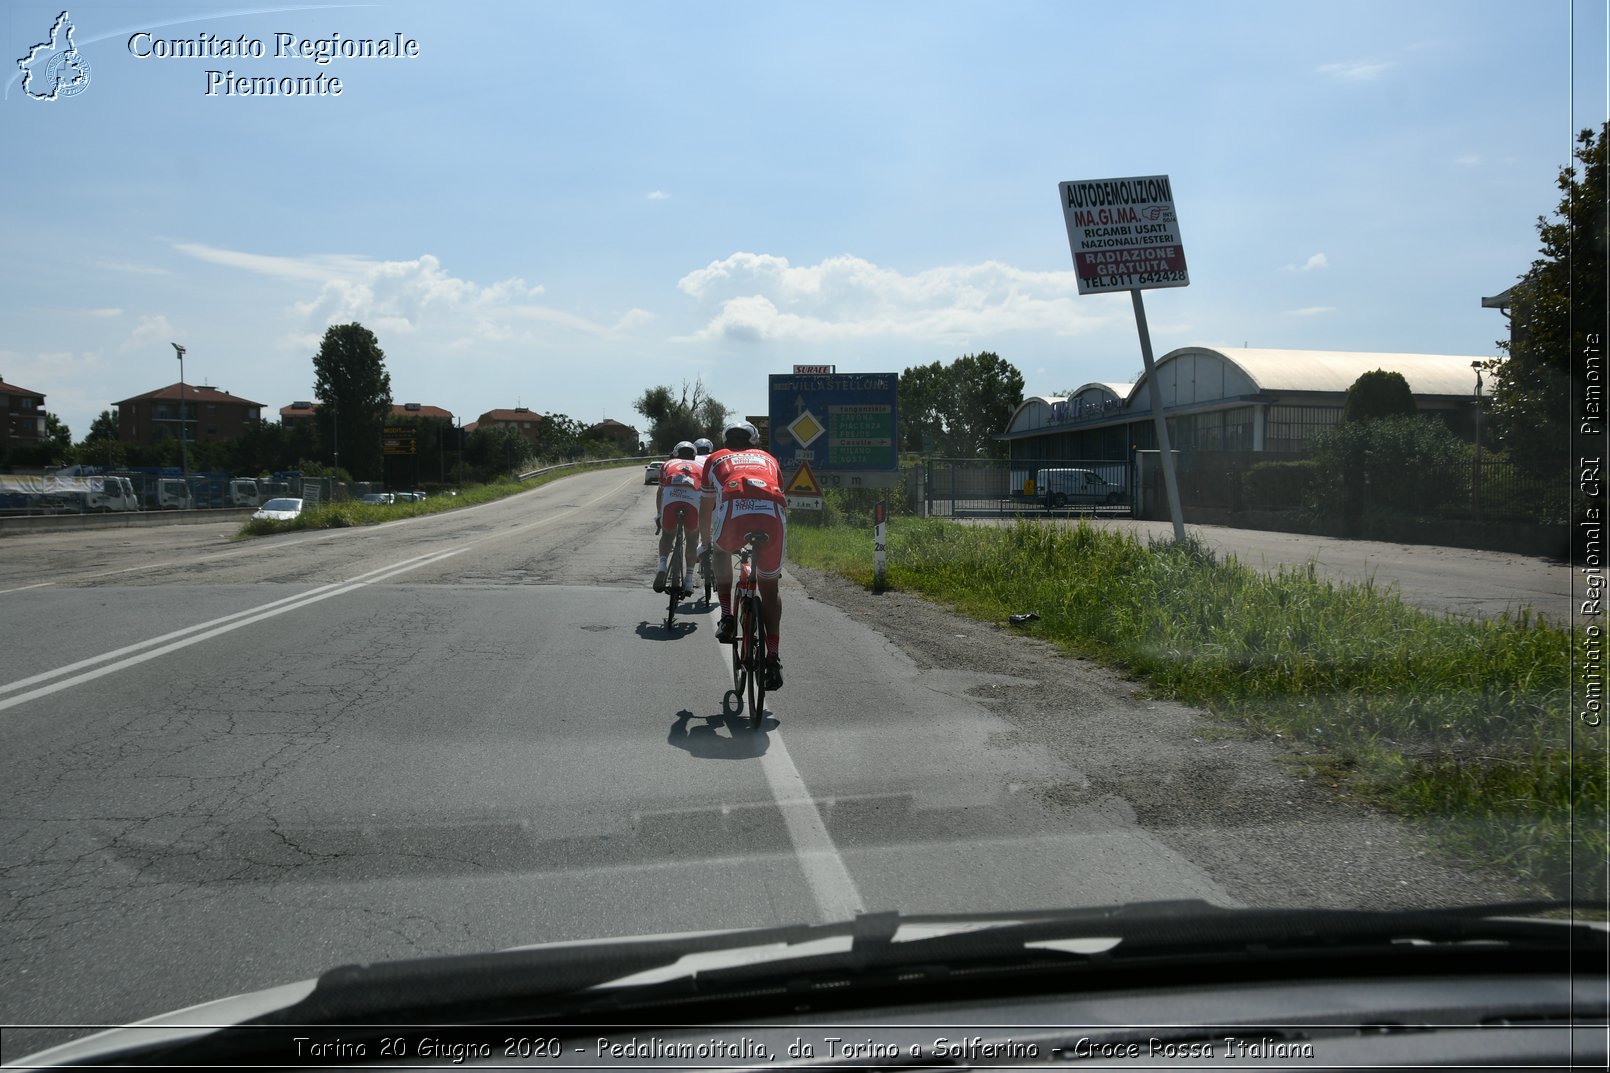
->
[1034, 468, 1126, 508]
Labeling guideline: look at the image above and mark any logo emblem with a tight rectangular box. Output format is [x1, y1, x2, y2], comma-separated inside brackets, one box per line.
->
[18, 11, 90, 101]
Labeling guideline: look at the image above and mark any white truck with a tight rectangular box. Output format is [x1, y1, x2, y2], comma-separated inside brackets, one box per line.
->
[229, 478, 263, 508]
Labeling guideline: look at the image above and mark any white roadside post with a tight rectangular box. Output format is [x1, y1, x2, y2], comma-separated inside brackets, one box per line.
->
[1059, 174, 1188, 544]
[874, 499, 887, 593]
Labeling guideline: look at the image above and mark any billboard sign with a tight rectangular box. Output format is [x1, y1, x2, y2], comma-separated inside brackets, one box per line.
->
[1059, 174, 1188, 294]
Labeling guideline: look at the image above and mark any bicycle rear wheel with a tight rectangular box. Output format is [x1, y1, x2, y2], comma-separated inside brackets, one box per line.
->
[664, 526, 685, 629]
[730, 602, 747, 710]
[744, 595, 766, 727]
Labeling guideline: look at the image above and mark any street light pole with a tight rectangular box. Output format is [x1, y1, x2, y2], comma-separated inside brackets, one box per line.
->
[171, 343, 187, 476]
[1472, 361, 1483, 514]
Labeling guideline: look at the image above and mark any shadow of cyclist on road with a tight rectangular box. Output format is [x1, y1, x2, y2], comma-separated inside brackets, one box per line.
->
[635, 619, 699, 641]
[667, 709, 772, 758]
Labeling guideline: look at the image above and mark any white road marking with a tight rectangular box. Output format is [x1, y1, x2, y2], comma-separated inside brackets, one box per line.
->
[0, 472, 641, 710]
[0, 547, 466, 715]
[709, 639, 865, 923]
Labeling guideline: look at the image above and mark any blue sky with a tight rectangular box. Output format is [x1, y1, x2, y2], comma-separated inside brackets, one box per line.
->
[3, 0, 1605, 442]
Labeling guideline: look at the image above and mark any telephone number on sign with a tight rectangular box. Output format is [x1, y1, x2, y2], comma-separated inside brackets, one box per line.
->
[1137, 270, 1188, 284]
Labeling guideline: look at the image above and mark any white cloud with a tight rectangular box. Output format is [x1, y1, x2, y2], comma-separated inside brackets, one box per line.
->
[172, 243, 648, 340]
[1317, 59, 1396, 82]
[647, 190, 670, 200]
[123, 314, 174, 351]
[1281, 252, 1329, 273]
[675, 252, 1101, 343]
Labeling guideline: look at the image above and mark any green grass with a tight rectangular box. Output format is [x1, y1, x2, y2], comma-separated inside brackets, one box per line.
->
[790, 516, 1600, 902]
[235, 460, 640, 538]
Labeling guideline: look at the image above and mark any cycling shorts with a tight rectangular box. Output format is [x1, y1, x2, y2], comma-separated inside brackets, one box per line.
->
[660, 491, 699, 532]
[712, 497, 787, 579]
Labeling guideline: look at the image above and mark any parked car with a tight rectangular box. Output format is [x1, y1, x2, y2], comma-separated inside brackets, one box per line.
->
[393, 491, 425, 503]
[1035, 467, 1125, 508]
[251, 497, 304, 521]
[359, 493, 395, 506]
[644, 461, 663, 485]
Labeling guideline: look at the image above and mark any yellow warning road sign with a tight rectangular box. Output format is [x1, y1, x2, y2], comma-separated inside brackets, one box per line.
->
[785, 460, 823, 496]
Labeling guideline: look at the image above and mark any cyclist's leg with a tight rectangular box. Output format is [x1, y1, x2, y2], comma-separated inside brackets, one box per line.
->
[679, 506, 698, 590]
[653, 501, 678, 591]
[755, 512, 786, 689]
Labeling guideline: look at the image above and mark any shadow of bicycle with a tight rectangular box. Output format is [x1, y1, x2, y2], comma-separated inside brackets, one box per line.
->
[635, 616, 700, 640]
[667, 707, 773, 758]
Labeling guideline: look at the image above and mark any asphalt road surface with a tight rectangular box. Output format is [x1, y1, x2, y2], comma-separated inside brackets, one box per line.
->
[0, 470, 1542, 1059]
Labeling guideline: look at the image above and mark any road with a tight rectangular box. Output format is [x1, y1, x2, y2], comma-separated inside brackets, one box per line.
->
[0, 471, 1538, 1059]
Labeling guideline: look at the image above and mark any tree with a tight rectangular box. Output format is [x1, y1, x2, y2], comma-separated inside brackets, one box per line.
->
[633, 379, 728, 453]
[1488, 122, 1608, 468]
[1342, 369, 1417, 423]
[897, 351, 1025, 457]
[312, 323, 393, 481]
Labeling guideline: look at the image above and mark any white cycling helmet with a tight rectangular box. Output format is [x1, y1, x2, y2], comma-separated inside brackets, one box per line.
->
[722, 421, 759, 450]
[693, 437, 714, 455]
[672, 440, 696, 460]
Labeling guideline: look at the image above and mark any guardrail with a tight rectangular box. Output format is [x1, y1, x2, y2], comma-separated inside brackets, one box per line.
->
[516, 457, 647, 481]
[0, 507, 254, 536]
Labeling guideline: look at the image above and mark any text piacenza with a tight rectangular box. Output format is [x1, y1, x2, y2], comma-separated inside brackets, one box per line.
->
[127, 31, 421, 96]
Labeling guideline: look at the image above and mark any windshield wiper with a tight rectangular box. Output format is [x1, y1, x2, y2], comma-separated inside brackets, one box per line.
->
[78, 900, 1601, 1067]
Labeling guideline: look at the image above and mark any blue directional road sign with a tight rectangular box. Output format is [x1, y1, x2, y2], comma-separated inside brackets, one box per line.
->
[768, 372, 899, 487]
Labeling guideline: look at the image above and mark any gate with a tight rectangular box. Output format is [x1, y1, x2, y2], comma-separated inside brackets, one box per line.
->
[924, 458, 1134, 518]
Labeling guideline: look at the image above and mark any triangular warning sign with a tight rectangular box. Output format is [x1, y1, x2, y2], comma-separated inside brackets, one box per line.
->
[785, 460, 823, 496]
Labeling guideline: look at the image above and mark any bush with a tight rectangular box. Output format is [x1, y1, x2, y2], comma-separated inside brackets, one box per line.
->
[1243, 459, 1321, 511]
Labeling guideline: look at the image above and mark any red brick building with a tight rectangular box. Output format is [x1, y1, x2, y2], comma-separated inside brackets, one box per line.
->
[116, 384, 265, 445]
[1, 375, 47, 448]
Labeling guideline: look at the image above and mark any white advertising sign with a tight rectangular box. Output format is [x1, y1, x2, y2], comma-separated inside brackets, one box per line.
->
[1059, 174, 1189, 294]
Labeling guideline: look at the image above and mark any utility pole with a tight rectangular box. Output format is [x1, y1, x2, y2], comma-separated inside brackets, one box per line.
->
[171, 343, 187, 476]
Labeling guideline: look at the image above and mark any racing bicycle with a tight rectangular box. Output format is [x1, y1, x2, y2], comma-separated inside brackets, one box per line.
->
[728, 531, 769, 728]
[662, 507, 693, 630]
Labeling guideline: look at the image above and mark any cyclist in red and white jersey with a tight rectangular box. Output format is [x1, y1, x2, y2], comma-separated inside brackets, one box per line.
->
[692, 437, 716, 578]
[700, 421, 785, 690]
[653, 441, 702, 596]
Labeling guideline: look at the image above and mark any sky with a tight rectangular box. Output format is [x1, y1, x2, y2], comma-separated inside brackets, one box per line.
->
[2, 0, 1606, 443]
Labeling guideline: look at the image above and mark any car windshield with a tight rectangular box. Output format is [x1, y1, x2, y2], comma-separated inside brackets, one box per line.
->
[0, 0, 1603, 1063]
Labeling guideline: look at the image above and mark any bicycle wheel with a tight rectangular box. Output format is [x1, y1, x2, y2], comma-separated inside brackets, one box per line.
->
[664, 527, 685, 629]
[730, 598, 748, 710]
[745, 596, 766, 727]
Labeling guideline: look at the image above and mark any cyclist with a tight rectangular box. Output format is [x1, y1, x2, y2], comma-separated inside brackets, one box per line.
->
[700, 421, 785, 690]
[691, 437, 716, 580]
[653, 441, 701, 596]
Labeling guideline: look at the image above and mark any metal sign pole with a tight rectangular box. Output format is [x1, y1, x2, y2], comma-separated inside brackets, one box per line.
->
[1131, 289, 1186, 543]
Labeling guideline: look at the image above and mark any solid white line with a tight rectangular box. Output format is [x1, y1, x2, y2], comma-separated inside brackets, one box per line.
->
[759, 733, 867, 922]
[0, 547, 466, 715]
[0, 552, 446, 697]
[0, 582, 54, 595]
[708, 637, 865, 923]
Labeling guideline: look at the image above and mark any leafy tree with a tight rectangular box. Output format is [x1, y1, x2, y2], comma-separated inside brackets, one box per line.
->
[1312, 414, 1470, 524]
[311, 323, 393, 481]
[43, 413, 71, 454]
[1342, 369, 1417, 423]
[1488, 122, 1608, 468]
[83, 409, 119, 443]
[898, 351, 1024, 457]
[633, 379, 728, 453]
